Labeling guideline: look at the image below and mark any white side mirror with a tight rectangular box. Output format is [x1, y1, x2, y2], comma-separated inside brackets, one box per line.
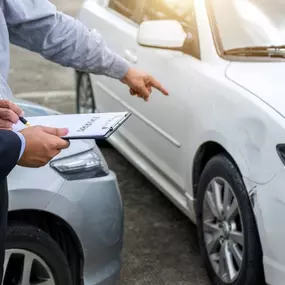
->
[137, 20, 188, 49]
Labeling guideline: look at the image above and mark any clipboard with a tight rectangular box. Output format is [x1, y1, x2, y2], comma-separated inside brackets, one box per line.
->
[12, 112, 132, 140]
[64, 112, 131, 140]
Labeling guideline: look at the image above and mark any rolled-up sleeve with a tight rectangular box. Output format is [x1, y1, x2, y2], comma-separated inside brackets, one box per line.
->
[3, 0, 130, 79]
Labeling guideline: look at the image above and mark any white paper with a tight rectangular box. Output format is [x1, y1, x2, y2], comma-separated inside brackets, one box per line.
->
[13, 112, 129, 138]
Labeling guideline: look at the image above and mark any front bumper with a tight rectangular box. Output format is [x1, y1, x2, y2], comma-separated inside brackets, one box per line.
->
[47, 171, 124, 285]
[252, 167, 285, 285]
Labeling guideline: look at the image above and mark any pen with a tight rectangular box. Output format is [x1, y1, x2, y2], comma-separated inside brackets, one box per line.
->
[19, 116, 31, 127]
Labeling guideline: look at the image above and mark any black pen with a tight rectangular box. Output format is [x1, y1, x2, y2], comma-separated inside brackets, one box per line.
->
[19, 116, 31, 127]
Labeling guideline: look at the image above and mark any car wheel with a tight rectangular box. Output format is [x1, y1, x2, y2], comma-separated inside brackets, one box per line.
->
[3, 224, 73, 285]
[76, 72, 111, 147]
[196, 154, 265, 285]
[76, 72, 96, 114]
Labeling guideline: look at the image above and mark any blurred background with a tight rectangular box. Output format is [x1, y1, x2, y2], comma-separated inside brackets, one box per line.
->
[9, 0, 79, 113]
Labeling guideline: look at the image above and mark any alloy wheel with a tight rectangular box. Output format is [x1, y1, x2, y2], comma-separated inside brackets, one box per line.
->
[3, 249, 55, 285]
[78, 73, 95, 114]
[202, 177, 244, 283]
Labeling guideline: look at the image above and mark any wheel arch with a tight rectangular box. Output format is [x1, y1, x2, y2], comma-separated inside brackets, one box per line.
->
[192, 141, 243, 200]
[8, 209, 84, 285]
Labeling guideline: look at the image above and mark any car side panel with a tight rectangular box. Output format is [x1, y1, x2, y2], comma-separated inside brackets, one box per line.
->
[47, 172, 123, 285]
[78, 1, 190, 202]
[78, 0, 138, 114]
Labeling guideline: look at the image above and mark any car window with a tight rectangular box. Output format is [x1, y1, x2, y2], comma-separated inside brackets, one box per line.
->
[140, 0, 201, 59]
[108, 0, 140, 23]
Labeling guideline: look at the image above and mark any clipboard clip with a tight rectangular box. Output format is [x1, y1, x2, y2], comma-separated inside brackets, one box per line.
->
[101, 115, 125, 130]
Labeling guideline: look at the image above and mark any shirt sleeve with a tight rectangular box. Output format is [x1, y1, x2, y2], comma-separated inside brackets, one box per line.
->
[13, 132, 26, 161]
[0, 130, 22, 181]
[3, 0, 130, 79]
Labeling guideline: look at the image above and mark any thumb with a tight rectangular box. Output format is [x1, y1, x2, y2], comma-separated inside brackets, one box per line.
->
[41, 126, 69, 137]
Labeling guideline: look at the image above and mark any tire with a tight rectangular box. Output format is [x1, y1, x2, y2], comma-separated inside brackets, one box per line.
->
[76, 72, 96, 114]
[76, 71, 110, 148]
[4, 224, 73, 285]
[196, 154, 265, 285]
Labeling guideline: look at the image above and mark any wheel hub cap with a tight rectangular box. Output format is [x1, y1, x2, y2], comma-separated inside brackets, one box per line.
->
[221, 222, 230, 238]
[3, 249, 56, 285]
[202, 177, 244, 283]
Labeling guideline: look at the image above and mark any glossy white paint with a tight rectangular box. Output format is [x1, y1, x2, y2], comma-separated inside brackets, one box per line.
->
[137, 20, 187, 48]
[78, 0, 285, 284]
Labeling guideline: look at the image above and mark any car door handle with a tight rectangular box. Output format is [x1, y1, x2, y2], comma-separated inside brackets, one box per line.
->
[123, 49, 138, 64]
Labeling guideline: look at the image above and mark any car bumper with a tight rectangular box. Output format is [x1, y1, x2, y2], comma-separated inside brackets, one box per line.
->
[252, 167, 285, 285]
[47, 171, 124, 285]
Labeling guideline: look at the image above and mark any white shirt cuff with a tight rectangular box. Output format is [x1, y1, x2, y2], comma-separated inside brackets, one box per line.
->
[14, 132, 26, 161]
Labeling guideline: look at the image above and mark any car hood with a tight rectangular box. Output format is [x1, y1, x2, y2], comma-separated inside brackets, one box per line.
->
[226, 61, 285, 117]
[12, 98, 61, 116]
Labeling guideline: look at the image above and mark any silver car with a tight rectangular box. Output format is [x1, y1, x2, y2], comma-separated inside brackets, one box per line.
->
[4, 98, 123, 285]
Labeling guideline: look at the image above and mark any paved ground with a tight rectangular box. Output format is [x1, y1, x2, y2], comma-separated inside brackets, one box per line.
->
[10, 0, 210, 284]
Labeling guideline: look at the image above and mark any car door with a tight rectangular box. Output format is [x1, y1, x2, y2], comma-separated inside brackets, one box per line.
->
[83, 0, 141, 112]
[86, 0, 200, 194]
[111, 0, 201, 192]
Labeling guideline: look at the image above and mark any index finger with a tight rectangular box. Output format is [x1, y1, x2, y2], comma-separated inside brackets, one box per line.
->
[148, 76, 169, 96]
[0, 100, 23, 116]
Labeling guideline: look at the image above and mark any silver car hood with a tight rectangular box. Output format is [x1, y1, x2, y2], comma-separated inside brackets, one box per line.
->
[55, 139, 95, 159]
[226, 61, 285, 117]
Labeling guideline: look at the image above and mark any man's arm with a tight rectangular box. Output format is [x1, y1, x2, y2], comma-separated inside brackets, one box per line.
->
[3, 0, 130, 79]
[0, 130, 21, 182]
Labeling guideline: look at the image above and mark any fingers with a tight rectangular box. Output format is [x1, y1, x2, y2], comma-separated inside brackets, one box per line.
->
[40, 127, 70, 150]
[139, 85, 150, 101]
[41, 126, 69, 137]
[130, 84, 150, 101]
[148, 76, 169, 96]
[56, 128, 69, 137]
[55, 138, 70, 150]
[39, 126, 70, 149]
[0, 108, 20, 124]
[0, 100, 23, 117]
[129, 77, 168, 102]
[130, 88, 136, 96]
[50, 137, 70, 152]
[0, 118, 13, 129]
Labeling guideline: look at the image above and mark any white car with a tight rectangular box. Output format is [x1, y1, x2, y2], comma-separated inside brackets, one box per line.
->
[76, 1, 285, 285]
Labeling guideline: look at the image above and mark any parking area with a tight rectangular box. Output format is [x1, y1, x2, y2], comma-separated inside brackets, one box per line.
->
[9, 0, 211, 284]
[101, 146, 210, 285]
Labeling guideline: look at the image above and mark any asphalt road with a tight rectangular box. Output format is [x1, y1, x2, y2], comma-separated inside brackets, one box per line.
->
[10, 0, 210, 284]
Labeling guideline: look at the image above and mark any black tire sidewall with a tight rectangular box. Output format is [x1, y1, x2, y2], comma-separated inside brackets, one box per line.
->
[76, 72, 96, 114]
[196, 154, 264, 285]
[5, 225, 73, 285]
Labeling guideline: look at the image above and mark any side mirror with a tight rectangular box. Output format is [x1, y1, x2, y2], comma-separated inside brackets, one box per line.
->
[137, 20, 191, 50]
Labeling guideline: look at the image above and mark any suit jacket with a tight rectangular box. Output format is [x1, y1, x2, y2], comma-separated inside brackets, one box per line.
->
[0, 130, 20, 277]
[0, 130, 21, 183]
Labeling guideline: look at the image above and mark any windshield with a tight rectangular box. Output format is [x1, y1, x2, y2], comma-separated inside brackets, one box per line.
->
[209, 0, 285, 52]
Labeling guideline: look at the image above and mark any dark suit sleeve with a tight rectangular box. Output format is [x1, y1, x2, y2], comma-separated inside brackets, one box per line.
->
[0, 130, 21, 183]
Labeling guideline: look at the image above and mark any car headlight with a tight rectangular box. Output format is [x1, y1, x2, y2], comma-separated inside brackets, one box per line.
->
[50, 146, 109, 180]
